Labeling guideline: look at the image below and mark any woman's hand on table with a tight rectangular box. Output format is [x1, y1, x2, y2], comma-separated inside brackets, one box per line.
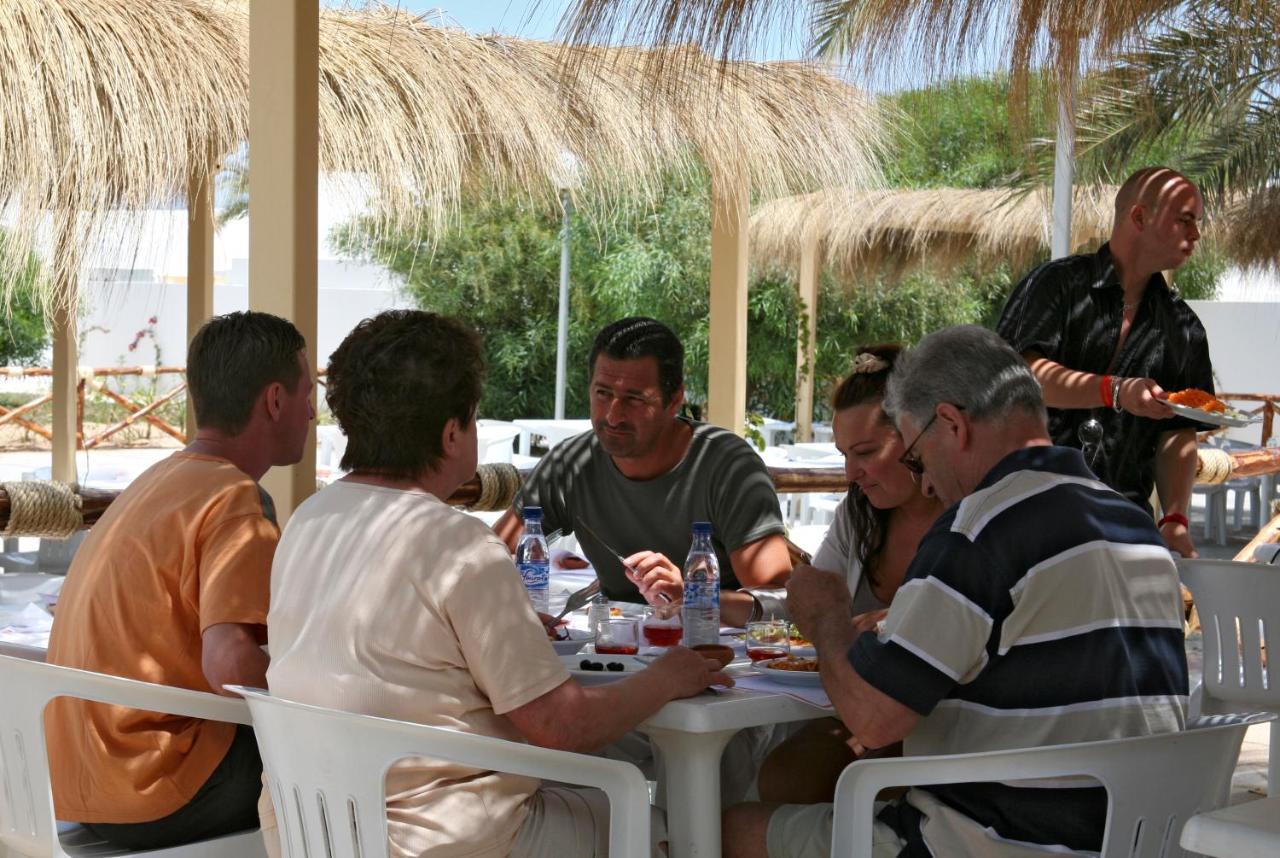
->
[623, 550, 684, 605]
[650, 646, 734, 699]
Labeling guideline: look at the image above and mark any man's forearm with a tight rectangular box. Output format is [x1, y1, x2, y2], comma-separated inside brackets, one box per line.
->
[810, 616, 920, 750]
[493, 508, 524, 553]
[1024, 351, 1107, 409]
[1155, 428, 1198, 516]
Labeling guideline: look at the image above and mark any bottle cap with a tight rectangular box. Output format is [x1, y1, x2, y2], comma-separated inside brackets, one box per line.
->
[692, 521, 712, 536]
[523, 506, 544, 521]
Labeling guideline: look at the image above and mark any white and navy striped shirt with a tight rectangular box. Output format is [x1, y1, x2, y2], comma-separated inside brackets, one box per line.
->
[851, 445, 1188, 853]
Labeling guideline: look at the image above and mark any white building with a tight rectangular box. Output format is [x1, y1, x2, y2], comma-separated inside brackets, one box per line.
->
[73, 173, 411, 377]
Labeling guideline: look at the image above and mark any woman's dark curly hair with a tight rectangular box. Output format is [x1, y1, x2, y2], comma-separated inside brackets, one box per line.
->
[326, 310, 485, 479]
[831, 343, 903, 590]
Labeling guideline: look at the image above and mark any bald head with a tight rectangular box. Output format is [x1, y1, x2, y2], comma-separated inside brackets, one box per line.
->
[1110, 167, 1204, 275]
[1114, 167, 1195, 225]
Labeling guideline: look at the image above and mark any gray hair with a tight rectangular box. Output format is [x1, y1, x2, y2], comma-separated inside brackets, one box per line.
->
[884, 326, 1047, 427]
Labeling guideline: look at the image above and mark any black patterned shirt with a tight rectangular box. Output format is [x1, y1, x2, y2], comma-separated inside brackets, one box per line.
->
[996, 243, 1214, 512]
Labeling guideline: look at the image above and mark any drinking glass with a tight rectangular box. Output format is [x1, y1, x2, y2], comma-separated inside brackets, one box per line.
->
[745, 619, 790, 662]
[595, 618, 640, 655]
[641, 606, 683, 649]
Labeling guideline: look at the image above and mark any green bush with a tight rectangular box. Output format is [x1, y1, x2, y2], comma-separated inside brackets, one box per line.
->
[0, 231, 49, 366]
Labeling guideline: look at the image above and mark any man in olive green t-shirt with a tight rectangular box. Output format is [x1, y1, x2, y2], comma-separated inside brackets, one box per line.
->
[495, 317, 791, 603]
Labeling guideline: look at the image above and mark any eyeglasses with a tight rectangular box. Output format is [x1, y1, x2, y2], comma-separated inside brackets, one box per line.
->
[897, 406, 962, 476]
[897, 412, 938, 476]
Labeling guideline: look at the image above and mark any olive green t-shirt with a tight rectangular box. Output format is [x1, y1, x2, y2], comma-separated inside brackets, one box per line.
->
[513, 418, 785, 600]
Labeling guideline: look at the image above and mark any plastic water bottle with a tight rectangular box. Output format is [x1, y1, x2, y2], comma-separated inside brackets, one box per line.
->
[680, 521, 720, 647]
[516, 506, 551, 614]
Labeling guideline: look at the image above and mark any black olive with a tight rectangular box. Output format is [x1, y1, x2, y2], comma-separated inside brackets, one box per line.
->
[606, 662, 624, 672]
[579, 659, 593, 670]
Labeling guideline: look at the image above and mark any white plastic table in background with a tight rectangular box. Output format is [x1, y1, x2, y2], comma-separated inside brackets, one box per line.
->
[757, 418, 795, 448]
[511, 419, 593, 456]
[639, 676, 829, 858]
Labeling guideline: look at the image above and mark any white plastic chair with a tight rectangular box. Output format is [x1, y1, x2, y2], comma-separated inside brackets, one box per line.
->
[1175, 559, 1280, 857]
[476, 419, 522, 465]
[1180, 794, 1280, 857]
[1177, 558, 1280, 789]
[0, 655, 265, 858]
[832, 717, 1260, 858]
[229, 686, 651, 858]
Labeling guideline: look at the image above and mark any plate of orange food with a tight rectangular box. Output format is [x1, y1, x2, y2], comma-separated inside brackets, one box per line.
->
[1165, 389, 1260, 428]
[754, 656, 823, 686]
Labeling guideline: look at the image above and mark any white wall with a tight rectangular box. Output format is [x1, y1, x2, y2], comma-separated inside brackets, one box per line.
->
[29, 173, 413, 401]
[78, 271, 410, 377]
[1187, 299, 1280, 444]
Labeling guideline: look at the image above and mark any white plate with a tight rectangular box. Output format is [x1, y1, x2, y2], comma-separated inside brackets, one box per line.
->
[561, 653, 648, 683]
[753, 657, 823, 686]
[550, 628, 595, 655]
[1167, 401, 1260, 428]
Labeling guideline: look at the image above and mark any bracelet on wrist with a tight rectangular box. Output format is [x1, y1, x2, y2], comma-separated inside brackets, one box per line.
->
[1110, 376, 1125, 413]
[1158, 513, 1189, 529]
[1100, 375, 1113, 409]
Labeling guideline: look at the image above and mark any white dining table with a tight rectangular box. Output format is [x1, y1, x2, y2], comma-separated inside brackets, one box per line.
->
[639, 673, 830, 858]
[548, 565, 832, 858]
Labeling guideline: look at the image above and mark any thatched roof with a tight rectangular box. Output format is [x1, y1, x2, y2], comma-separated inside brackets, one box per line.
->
[0, 0, 885, 314]
[1218, 189, 1280, 268]
[750, 185, 1116, 279]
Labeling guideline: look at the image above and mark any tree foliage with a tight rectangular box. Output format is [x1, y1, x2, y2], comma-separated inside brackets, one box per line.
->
[335, 179, 812, 420]
[0, 230, 49, 366]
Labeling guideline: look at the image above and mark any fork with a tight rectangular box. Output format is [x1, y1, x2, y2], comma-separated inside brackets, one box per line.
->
[545, 577, 601, 628]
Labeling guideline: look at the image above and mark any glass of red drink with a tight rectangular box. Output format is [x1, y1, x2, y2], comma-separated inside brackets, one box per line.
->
[641, 606, 683, 649]
[595, 618, 640, 655]
[746, 620, 790, 662]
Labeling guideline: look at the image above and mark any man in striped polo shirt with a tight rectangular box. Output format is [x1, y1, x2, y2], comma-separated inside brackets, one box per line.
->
[725, 325, 1188, 858]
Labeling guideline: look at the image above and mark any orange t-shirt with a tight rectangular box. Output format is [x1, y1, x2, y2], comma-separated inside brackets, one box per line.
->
[45, 452, 279, 824]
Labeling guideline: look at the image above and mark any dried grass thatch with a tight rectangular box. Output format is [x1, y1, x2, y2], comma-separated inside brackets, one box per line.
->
[1218, 189, 1280, 268]
[558, 1, 1247, 110]
[750, 185, 1116, 280]
[0, 0, 885, 316]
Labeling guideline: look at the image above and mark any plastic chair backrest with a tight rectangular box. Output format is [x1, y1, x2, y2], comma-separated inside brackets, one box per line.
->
[1177, 559, 1280, 715]
[229, 687, 651, 858]
[0, 654, 251, 858]
[831, 716, 1262, 858]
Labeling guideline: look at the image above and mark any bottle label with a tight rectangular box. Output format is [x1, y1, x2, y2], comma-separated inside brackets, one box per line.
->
[518, 561, 550, 590]
[682, 581, 719, 608]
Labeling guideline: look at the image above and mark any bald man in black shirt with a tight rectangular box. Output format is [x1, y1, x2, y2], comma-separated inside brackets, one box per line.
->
[997, 167, 1214, 558]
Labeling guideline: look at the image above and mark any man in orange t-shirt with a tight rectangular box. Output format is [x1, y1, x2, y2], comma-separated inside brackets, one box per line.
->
[45, 311, 314, 850]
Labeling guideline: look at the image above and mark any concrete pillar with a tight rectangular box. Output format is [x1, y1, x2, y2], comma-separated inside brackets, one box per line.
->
[249, 0, 318, 524]
[186, 166, 216, 440]
[793, 232, 820, 442]
[707, 174, 749, 435]
[50, 300, 78, 484]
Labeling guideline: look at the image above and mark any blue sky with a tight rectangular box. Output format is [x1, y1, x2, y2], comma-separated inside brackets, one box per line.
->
[394, 1, 809, 61]
[385, 1, 1006, 91]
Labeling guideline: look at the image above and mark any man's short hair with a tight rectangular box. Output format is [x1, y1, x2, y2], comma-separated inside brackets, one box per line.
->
[326, 310, 485, 479]
[588, 317, 684, 404]
[187, 311, 306, 435]
[885, 325, 1046, 427]
[1114, 167, 1194, 223]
